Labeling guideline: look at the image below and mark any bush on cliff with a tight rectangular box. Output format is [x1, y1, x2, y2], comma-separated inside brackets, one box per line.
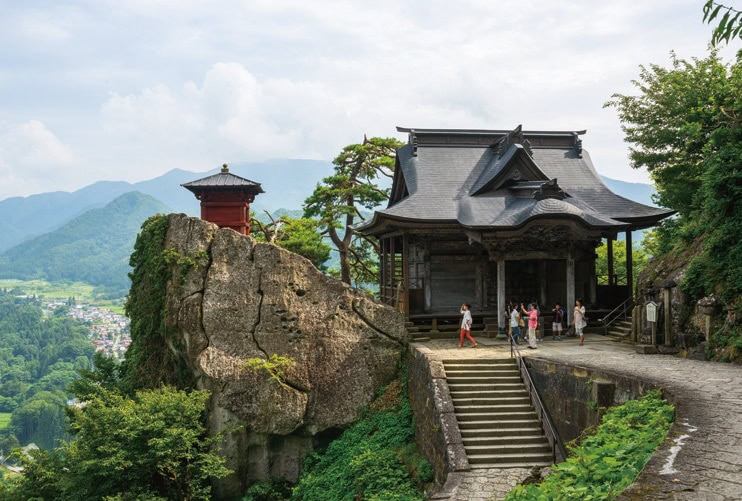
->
[505, 390, 674, 501]
[288, 376, 432, 501]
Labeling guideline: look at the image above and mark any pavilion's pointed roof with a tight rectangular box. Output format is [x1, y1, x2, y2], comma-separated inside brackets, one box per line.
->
[181, 164, 264, 194]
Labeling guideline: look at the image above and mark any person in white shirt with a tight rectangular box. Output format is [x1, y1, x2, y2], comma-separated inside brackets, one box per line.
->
[459, 303, 477, 348]
[573, 298, 587, 346]
[509, 306, 520, 345]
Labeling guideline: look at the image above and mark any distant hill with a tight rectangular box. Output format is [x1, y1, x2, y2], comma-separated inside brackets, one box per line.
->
[0, 159, 333, 252]
[600, 176, 657, 207]
[0, 192, 170, 293]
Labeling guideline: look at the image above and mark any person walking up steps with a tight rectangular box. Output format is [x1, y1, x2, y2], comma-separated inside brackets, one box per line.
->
[521, 303, 539, 349]
[459, 303, 477, 348]
[573, 298, 586, 346]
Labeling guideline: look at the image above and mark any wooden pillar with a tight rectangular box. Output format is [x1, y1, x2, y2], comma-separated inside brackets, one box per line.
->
[475, 258, 484, 310]
[538, 261, 547, 306]
[423, 241, 432, 313]
[589, 255, 597, 305]
[626, 231, 633, 300]
[497, 260, 506, 329]
[402, 234, 409, 317]
[566, 254, 575, 324]
[607, 237, 614, 285]
[663, 287, 672, 346]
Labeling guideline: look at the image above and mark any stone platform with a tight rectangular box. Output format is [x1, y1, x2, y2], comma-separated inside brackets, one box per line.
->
[413, 335, 742, 500]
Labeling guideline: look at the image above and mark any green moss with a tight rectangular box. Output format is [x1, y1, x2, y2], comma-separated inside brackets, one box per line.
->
[121, 215, 195, 392]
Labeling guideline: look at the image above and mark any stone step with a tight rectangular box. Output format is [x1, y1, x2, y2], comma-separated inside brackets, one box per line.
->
[457, 419, 541, 430]
[459, 426, 544, 438]
[446, 376, 523, 384]
[465, 442, 552, 455]
[455, 411, 539, 422]
[448, 389, 529, 398]
[467, 451, 554, 465]
[452, 396, 531, 406]
[611, 325, 632, 334]
[442, 359, 515, 366]
[410, 337, 431, 342]
[470, 461, 553, 470]
[444, 363, 519, 371]
[454, 404, 533, 413]
[447, 383, 526, 393]
[445, 368, 520, 377]
[462, 434, 548, 447]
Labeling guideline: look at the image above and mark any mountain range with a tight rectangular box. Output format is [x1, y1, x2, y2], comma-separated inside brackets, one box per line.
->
[0, 160, 658, 294]
[0, 159, 334, 252]
[0, 192, 170, 294]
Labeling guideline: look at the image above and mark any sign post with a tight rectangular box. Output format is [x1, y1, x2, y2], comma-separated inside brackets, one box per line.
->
[646, 301, 658, 346]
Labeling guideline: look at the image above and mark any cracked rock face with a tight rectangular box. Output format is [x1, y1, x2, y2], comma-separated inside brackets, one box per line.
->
[161, 214, 406, 491]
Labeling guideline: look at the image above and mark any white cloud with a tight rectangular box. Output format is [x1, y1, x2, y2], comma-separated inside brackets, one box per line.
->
[1, 0, 738, 198]
[0, 120, 79, 198]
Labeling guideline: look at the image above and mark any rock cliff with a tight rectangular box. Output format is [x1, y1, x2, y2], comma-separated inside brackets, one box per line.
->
[160, 214, 406, 496]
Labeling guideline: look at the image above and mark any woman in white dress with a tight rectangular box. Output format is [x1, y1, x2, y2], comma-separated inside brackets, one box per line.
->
[573, 298, 586, 346]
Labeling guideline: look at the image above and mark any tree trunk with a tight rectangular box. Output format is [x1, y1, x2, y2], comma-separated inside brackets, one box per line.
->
[328, 226, 352, 285]
[339, 243, 351, 284]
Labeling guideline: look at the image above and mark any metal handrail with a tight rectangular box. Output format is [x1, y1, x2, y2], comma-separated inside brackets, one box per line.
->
[509, 335, 567, 463]
[598, 296, 634, 336]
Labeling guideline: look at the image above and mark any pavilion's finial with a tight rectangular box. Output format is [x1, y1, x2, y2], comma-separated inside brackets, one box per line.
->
[221, 163, 229, 173]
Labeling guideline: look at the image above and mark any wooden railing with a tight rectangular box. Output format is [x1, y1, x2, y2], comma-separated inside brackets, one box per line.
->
[510, 336, 567, 463]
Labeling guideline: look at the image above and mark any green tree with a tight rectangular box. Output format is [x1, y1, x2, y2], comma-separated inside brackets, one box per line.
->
[251, 211, 331, 270]
[703, 1, 742, 46]
[605, 51, 742, 303]
[304, 137, 403, 286]
[595, 240, 648, 286]
[5, 387, 230, 500]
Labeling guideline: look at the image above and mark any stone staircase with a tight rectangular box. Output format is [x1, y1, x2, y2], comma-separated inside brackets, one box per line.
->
[443, 358, 553, 469]
[606, 318, 632, 342]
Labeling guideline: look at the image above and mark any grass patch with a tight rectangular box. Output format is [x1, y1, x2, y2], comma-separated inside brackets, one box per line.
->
[0, 413, 11, 430]
[505, 390, 674, 501]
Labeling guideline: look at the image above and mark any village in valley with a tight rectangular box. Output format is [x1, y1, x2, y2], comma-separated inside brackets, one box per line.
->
[1, 280, 131, 359]
[54, 302, 130, 358]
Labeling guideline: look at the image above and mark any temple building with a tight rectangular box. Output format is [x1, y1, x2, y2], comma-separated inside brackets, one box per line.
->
[356, 126, 673, 329]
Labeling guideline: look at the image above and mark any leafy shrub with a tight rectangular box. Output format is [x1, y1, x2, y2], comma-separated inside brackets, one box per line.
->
[292, 370, 430, 501]
[505, 390, 674, 501]
[243, 478, 293, 501]
[243, 355, 296, 385]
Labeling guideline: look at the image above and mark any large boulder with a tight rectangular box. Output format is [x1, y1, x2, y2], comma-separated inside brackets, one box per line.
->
[161, 214, 406, 496]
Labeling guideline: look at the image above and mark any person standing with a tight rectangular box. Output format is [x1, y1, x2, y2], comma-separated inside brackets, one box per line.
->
[573, 298, 586, 346]
[521, 303, 539, 349]
[459, 303, 477, 348]
[509, 304, 520, 345]
[551, 303, 564, 341]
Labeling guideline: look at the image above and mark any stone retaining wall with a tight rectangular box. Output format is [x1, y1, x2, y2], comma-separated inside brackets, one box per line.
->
[406, 345, 469, 486]
[525, 357, 668, 444]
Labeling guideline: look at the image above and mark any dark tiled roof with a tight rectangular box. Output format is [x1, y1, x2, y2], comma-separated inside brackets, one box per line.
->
[181, 170, 264, 193]
[357, 128, 673, 233]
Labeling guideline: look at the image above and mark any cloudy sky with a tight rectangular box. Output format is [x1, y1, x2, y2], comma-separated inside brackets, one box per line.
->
[0, 0, 736, 199]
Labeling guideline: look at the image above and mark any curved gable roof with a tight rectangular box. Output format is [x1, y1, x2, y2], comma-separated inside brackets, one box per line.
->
[357, 127, 674, 234]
